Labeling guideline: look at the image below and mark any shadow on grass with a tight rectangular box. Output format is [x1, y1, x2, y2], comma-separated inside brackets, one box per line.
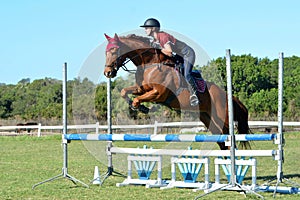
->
[244, 173, 300, 181]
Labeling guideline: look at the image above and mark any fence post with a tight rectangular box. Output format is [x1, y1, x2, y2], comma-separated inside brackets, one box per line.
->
[96, 122, 99, 134]
[153, 121, 158, 135]
[38, 123, 42, 137]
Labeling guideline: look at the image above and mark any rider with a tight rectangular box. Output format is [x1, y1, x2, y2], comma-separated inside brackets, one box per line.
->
[140, 18, 199, 106]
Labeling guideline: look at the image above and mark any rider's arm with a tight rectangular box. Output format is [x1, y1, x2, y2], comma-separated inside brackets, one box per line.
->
[162, 43, 173, 57]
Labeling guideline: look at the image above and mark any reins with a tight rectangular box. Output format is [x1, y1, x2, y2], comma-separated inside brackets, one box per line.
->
[119, 48, 154, 74]
[120, 58, 136, 74]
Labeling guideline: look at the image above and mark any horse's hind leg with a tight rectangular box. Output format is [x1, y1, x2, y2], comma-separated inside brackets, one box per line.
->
[217, 142, 228, 150]
[233, 97, 251, 149]
[200, 112, 228, 150]
[233, 97, 250, 134]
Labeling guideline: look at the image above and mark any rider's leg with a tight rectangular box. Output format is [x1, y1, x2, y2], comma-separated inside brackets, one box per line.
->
[186, 75, 199, 106]
[182, 47, 199, 106]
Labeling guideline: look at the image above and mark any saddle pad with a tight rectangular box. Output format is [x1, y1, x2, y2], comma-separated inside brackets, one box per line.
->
[195, 78, 206, 93]
[173, 68, 206, 95]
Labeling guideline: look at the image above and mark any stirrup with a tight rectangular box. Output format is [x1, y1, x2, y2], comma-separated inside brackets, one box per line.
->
[190, 94, 199, 106]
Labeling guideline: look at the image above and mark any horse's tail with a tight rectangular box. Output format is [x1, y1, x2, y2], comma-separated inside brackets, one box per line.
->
[233, 96, 252, 149]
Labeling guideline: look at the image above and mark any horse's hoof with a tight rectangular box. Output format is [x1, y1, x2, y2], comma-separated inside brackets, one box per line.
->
[138, 105, 149, 114]
[128, 100, 138, 110]
[129, 104, 138, 111]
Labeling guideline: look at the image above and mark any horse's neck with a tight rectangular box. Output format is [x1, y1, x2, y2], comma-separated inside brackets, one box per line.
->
[119, 37, 148, 66]
[120, 37, 174, 69]
[120, 37, 149, 52]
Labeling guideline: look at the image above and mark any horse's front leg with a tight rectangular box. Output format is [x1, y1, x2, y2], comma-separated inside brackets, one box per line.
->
[132, 87, 165, 108]
[120, 85, 151, 113]
[120, 84, 144, 103]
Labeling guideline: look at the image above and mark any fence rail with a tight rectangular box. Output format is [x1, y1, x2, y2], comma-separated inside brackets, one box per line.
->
[1, 121, 300, 137]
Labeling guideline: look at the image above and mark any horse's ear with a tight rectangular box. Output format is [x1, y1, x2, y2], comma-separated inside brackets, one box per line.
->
[104, 33, 111, 41]
[114, 33, 120, 41]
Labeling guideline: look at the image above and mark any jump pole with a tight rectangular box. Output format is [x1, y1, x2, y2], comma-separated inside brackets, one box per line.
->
[32, 63, 88, 189]
[275, 52, 285, 193]
[195, 50, 264, 199]
[226, 50, 262, 198]
[100, 78, 125, 185]
[226, 49, 236, 188]
[269, 52, 300, 196]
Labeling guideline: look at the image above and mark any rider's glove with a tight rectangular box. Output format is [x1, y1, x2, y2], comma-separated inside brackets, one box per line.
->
[151, 42, 161, 49]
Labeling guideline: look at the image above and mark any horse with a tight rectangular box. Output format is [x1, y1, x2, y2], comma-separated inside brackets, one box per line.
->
[103, 33, 251, 150]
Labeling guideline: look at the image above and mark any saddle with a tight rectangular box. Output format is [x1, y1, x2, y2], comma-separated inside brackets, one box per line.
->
[162, 68, 206, 107]
[162, 54, 206, 94]
[173, 63, 206, 94]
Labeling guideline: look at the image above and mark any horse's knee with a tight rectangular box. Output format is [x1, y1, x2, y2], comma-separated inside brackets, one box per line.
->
[133, 87, 143, 95]
[132, 98, 140, 107]
[120, 88, 127, 98]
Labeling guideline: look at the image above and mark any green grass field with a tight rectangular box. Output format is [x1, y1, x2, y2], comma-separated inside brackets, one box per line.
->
[1, 133, 300, 200]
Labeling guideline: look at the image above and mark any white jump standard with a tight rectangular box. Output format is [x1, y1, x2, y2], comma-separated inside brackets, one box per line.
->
[115, 145, 165, 188]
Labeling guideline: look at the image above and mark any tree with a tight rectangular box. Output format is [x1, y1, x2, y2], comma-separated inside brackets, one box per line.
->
[0, 84, 16, 118]
[72, 78, 97, 123]
[94, 82, 107, 121]
[201, 54, 297, 120]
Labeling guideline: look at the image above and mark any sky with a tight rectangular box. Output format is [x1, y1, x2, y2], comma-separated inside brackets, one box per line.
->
[0, 0, 299, 84]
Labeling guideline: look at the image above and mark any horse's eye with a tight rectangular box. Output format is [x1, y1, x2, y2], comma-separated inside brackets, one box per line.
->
[111, 47, 118, 53]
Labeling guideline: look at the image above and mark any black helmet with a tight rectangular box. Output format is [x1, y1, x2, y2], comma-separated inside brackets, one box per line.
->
[140, 18, 160, 28]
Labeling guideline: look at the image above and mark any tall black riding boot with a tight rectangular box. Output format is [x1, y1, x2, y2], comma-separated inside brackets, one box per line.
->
[187, 78, 199, 106]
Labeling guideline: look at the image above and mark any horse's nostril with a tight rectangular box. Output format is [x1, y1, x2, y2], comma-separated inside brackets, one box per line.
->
[104, 71, 111, 77]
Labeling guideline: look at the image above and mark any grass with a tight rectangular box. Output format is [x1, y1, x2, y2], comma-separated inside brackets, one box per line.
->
[1, 133, 300, 200]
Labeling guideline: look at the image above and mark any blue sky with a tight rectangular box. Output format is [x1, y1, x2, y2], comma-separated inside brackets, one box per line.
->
[0, 0, 299, 84]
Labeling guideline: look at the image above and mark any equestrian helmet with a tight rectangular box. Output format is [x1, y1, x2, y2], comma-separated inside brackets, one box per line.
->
[140, 18, 160, 28]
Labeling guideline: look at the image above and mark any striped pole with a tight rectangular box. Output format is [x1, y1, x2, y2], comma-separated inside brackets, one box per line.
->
[64, 133, 276, 142]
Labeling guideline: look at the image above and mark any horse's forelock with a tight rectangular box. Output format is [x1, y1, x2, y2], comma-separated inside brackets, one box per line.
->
[106, 38, 119, 52]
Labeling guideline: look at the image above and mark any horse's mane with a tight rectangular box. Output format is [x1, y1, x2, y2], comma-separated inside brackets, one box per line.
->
[121, 34, 181, 66]
[121, 34, 151, 46]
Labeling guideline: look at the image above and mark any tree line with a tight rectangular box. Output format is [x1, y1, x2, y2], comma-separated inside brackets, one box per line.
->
[0, 54, 299, 124]
[201, 54, 300, 120]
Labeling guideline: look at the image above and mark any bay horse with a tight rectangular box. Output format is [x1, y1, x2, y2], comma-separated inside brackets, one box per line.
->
[103, 33, 251, 150]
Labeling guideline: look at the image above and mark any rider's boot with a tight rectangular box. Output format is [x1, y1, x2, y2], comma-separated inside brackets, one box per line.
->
[187, 78, 200, 106]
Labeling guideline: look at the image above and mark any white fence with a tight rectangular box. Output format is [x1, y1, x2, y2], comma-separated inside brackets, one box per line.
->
[1, 121, 300, 137]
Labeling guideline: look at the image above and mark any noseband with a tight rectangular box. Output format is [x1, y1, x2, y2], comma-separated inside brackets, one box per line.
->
[105, 48, 123, 71]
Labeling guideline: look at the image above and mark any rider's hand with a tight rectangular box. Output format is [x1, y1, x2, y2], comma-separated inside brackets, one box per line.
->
[161, 48, 173, 57]
[151, 42, 161, 49]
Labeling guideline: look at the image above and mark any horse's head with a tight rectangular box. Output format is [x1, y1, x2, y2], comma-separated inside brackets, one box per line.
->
[104, 33, 178, 78]
[104, 33, 127, 78]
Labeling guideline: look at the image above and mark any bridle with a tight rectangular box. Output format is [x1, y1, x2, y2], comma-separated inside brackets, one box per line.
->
[105, 37, 166, 75]
[106, 48, 139, 74]
[105, 47, 124, 71]
[105, 45, 157, 74]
